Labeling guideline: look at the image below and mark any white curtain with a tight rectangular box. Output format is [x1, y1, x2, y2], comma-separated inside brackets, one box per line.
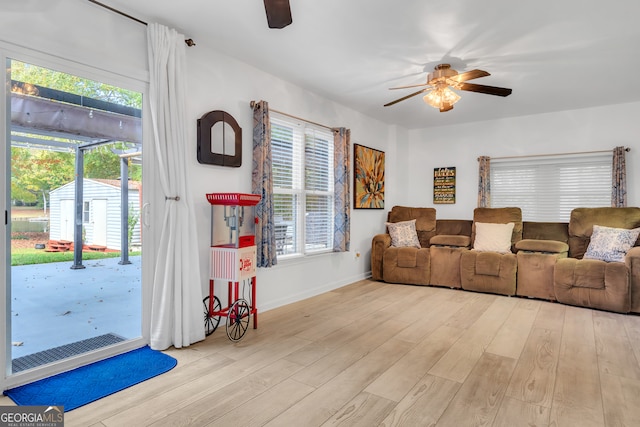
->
[147, 23, 204, 350]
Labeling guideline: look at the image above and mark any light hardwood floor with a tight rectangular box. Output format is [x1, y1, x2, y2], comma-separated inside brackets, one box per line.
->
[4, 279, 640, 426]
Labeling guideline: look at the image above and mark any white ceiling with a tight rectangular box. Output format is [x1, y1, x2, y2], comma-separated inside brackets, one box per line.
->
[97, 0, 640, 129]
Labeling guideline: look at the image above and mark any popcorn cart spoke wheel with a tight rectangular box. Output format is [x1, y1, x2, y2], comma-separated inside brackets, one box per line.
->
[203, 295, 221, 336]
[226, 299, 250, 342]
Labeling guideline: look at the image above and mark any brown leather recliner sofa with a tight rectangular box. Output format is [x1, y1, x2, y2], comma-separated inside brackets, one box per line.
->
[371, 205, 640, 314]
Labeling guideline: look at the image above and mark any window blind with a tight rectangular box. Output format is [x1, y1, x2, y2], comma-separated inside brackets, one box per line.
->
[271, 113, 334, 256]
[490, 152, 611, 222]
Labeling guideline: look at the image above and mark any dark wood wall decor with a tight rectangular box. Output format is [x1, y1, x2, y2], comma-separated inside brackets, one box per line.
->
[197, 110, 242, 167]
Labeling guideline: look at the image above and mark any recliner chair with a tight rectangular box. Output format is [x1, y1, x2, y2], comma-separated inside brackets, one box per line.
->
[459, 207, 522, 296]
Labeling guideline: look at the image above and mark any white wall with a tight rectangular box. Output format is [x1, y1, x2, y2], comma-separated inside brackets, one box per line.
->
[185, 47, 395, 309]
[406, 102, 640, 219]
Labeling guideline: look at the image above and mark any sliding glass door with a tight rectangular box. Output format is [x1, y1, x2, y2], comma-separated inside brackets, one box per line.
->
[4, 57, 145, 380]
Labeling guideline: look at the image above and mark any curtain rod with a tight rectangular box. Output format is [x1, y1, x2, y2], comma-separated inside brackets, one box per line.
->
[249, 100, 335, 131]
[88, 0, 196, 46]
[478, 147, 630, 161]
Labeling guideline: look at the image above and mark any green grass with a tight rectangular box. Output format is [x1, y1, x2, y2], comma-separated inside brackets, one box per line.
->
[11, 248, 141, 266]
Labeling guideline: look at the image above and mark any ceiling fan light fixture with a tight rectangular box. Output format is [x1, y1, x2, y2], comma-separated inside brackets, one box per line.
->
[423, 87, 461, 111]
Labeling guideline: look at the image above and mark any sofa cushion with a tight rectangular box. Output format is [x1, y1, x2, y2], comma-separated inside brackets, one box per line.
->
[386, 219, 421, 248]
[460, 251, 517, 296]
[523, 221, 569, 242]
[473, 222, 515, 253]
[383, 247, 430, 285]
[475, 252, 503, 276]
[435, 219, 473, 236]
[472, 207, 523, 248]
[554, 257, 630, 313]
[430, 234, 471, 248]
[387, 206, 436, 248]
[396, 247, 419, 268]
[583, 225, 640, 262]
[568, 207, 640, 259]
[516, 239, 569, 254]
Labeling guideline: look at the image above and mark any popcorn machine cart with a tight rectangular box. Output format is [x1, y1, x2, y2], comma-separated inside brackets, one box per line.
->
[204, 193, 261, 342]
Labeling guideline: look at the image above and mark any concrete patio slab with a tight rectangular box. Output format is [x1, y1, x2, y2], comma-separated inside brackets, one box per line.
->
[10, 256, 141, 359]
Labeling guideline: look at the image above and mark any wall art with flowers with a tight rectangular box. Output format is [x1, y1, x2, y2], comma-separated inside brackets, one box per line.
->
[353, 144, 385, 209]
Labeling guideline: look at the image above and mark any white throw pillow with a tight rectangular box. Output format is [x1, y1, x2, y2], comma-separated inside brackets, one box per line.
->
[386, 219, 421, 248]
[473, 222, 515, 253]
[583, 225, 640, 262]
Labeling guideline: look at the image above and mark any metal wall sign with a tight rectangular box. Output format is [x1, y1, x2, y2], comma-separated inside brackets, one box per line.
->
[197, 110, 242, 167]
[434, 167, 456, 204]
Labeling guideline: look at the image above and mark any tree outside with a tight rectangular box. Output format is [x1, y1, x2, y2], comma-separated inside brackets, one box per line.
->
[10, 60, 142, 208]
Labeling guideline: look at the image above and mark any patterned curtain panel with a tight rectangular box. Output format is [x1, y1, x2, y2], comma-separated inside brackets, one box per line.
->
[333, 128, 351, 252]
[477, 156, 491, 208]
[251, 101, 277, 267]
[612, 146, 627, 207]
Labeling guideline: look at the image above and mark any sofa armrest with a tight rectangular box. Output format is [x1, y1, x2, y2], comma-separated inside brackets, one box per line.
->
[516, 239, 569, 254]
[627, 246, 640, 260]
[371, 233, 392, 280]
[430, 234, 471, 248]
[628, 247, 640, 313]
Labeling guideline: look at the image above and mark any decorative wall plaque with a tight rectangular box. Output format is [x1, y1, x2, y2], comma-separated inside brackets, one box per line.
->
[434, 167, 456, 204]
[197, 110, 242, 167]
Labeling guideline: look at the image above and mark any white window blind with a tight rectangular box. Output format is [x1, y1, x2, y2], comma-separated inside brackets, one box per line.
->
[490, 152, 612, 222]
[271, 113, 334, 256]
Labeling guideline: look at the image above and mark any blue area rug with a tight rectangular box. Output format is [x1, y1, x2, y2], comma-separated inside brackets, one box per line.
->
[5, 346, 177, 411]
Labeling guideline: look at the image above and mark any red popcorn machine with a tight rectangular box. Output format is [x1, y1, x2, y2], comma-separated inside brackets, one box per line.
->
[205, 193, 261, 341]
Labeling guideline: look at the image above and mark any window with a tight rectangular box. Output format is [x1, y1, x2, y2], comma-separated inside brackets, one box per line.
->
[490, 153, 612, 222]
[271, 113, 334, 256]
[83, 201, 91, 223]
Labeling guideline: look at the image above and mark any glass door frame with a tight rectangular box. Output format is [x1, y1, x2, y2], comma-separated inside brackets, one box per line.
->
[0, 43, 154, 390]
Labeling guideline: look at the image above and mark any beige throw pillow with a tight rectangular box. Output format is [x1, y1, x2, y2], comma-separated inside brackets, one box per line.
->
[473, 222, 515, 253]
[386, 219, 421, 248]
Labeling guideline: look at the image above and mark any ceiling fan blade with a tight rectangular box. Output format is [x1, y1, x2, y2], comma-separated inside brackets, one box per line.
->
[458, 82, 512, 97]
[449, 69, 490, 83]
[389, 82, 430, 90]
[263, 0, 292, 29]
[384, 88, 429, 107]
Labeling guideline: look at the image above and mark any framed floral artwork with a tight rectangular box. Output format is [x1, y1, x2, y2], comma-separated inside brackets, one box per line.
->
[354, 144, 385, 209]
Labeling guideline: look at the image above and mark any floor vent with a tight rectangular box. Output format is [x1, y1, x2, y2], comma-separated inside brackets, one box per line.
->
[12, 333, 126, 373]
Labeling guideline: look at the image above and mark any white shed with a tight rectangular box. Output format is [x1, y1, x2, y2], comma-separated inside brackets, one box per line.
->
[49, 178, 141, 250]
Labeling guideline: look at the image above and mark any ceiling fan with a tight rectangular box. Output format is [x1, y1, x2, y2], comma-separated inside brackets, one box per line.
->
[384, 64, 512, 112]
[263, 0, 292, 29]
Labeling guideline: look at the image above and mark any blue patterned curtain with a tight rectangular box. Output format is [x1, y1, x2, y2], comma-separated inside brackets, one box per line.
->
[333, 128, 351, 252]
[252, 101, 277, 267]
[612, 146, 627, 207]
[477, 156, 491, 208]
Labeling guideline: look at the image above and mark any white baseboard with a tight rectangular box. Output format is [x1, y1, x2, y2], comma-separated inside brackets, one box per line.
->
[259, 271, 372, 313]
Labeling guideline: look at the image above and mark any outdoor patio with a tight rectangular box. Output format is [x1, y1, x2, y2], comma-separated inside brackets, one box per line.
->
[10, 256, 141, 362]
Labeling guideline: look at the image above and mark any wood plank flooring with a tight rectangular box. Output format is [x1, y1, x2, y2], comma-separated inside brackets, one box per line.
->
[3, 278, 640, 426]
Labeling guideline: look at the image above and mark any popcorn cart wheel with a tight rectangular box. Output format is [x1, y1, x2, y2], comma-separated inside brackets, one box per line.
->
[226, 298, 251, 342]
[205, 193, 261, 342]
[203, 295, 221, 336]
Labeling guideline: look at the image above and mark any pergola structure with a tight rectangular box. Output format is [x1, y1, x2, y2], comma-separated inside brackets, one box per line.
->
[9, 81, 142, 268]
